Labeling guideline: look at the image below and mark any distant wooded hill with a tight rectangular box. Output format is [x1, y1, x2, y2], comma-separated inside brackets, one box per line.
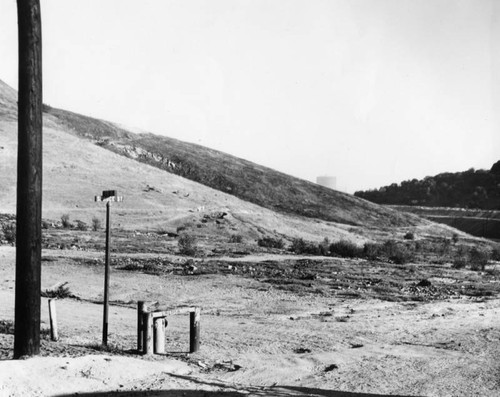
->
[354, 161, 500, 210]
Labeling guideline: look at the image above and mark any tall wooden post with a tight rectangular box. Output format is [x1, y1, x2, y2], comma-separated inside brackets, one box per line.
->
[190, 308, 200, 353]
[14, 0, 43, 358]
[102, 201, 111, 346]
[137, 301, 145, 351]
[143, 312, 154, 355]
[48, 299, 59, 341]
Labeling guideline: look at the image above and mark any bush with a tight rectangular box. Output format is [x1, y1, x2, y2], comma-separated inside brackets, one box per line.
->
[319, 237, 330, 256]
[178, 234, 197, 256]
[451, 245, 468, 269]
[91, 216, 101, 231]
[439, 238, 452, 255]
[290, 238, 320, 255]
[329, 240, 363, 258]
[469, 247, 489, 271]
[61, 214, 71, 228]
[2, 223, 16, 245]
[258, 236, 285, 249]
[229, 234, 244, 243]
[452, 233, 459, 244]
[389, 245, 414, 264]
[382, 240, 398, 257]
[41, 284, 73, 299]
[452, 257, 468, 269]
[75, 220, 88, 231]
[404, 232, 415, 240]
[491, 246, 500, 261]
[377, 240, 414, 264]
[176, 225, 187, 233]
[363, 242, 382, 260]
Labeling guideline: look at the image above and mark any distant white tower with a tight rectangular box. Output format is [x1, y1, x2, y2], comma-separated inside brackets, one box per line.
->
[316, 176, 337, 190]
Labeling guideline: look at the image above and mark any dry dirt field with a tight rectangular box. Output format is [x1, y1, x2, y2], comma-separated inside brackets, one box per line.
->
[1, 235, 500, 397]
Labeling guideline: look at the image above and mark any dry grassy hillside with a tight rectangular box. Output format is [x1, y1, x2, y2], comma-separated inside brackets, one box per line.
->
[40, 101, 418, 228]
[0, 78, 455, 243]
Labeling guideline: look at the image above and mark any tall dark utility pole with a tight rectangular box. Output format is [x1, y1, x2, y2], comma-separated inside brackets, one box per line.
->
[14, 0, 43, 358]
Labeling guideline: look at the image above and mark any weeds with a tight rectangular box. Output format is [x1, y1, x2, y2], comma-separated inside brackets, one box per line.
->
[319, 238, 330, 256]
[258, 236, 285, 249]
[329, 240, 363, 258]
[469, 247, 489, 271]
[0, 319, 14, 334]
[404, 232, 415, 240]
[61, 214, 71, 228]
[388, 245, 414, 265]
[178, 234, 197, 256]
[290, 238, 321, 255]
[229, 234, 244, 243]
[451, 258, 467, 269]
[2, 223, 16, 245]
[452, 246, 490, 271]
[363, 243, 381, 260]
[491, 246, 500, 261]
[91, 216, 101, 231]
[41, 284, 73, 299]
[75, 220, 88, 231]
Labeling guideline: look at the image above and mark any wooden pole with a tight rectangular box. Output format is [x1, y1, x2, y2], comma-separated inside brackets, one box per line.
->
[154, 317, 165, 354]
[143, 312, 154, 355]
[137, 301, 145, 351]
[48, 299, 58, 341]
[14, 0, 43, 359]
[102, 201, 111, 346]
[189, 308, 200, 353]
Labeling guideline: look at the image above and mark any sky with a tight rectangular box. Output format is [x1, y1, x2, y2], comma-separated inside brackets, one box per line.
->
[1, 0, 499, 193]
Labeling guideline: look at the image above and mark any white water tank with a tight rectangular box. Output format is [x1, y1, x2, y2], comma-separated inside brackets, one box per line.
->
[316, 176, 337, 190]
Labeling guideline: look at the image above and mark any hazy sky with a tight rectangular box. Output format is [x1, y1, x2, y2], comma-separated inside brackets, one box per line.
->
[1, 0, 499, 193]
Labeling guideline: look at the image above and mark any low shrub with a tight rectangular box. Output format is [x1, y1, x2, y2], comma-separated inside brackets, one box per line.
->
[403, 232, 415, 240]
[178, 234, 197, 256]
[438, 238, 452, 255]
[75, 220, 88, 231]
[41, 284, 73, 299]
[91, 216, 101, 231]
[373, 240, 415, 264]
[318, 237, 330, 256]
[382, 240, 398, 258]
[363, 242, 382, 260]
[389, 245, 414, 264]
[258, 236, 285, 249]
[469, 247, 489, 271]
[2, 223, 16, 245]
[176, 225, 188, 234]
[452, 258, 467, 269]
[329, 240, 363, 258]
[0, 320, 14, 335]
[61, 214, 71, 229]
[229, 234, 244, 243]
[290, 238, 320, 255]
[491, 246, 500, 261]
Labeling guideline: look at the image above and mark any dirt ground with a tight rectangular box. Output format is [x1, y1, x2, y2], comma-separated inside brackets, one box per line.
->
[1, 245, 500, 397]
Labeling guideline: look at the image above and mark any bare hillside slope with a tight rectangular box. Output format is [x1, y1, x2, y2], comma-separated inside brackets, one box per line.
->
[39, 102, 416, 228]
[0, 78, 445, 241]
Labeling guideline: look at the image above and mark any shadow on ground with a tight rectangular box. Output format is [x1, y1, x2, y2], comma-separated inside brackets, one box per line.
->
[53, 373, 419, 397]
[53, 389, 418, 397]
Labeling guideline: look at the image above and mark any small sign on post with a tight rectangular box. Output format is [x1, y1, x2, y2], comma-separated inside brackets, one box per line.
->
[95, 190, 123, 347]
